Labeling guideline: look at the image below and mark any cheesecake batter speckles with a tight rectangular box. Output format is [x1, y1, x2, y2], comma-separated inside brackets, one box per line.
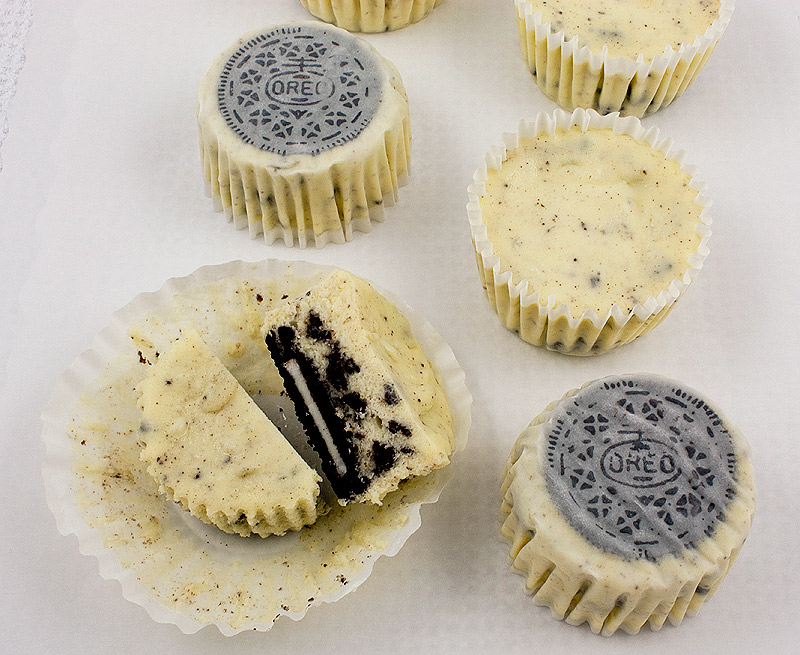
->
[530, 0, 721, 60]
[480, 127, 703, 316]
[544, 375, 737, 561]
[137, 330, 322, 537]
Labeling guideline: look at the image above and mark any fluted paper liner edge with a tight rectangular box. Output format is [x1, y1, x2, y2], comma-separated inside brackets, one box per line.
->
[41, 259, 471, 635]
[466, 107, 712, 356]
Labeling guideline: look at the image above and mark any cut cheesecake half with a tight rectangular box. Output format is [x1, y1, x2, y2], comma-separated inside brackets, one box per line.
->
[263, 270, 454, 505]
[138, 329, 322, 537]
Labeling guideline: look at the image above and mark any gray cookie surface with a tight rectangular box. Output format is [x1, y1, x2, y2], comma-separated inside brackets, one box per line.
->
[217, 24, 382, 157]
[544, 375, 737, 561]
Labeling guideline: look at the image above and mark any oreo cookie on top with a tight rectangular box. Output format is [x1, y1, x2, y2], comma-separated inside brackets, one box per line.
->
[500, 374, 755, 636]
[197, 22, 411, 248]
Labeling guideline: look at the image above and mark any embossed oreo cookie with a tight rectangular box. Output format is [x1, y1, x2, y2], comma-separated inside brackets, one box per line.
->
[217, 25, 382, 157]
[198, 22, 411, 248]
[544, 376, 737, 562]
[500, 374, 755, 636]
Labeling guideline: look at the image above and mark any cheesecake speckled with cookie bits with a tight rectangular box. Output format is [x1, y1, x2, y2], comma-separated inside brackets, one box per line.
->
[467, 108, 711, 355]
[500, 374, 755, 635]
[262, 269, 454, 505]
[299, 0, 444, 32]
[137, 329, 323, 537]
[515, 0, 735, 117]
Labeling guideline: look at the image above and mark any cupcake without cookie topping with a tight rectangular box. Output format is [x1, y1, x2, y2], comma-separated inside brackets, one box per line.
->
[515, 0, 735, 117]
[43, 259, 473, 634]
[500, 374, 756, 635]
[299, 0, 444, 32]
[197, 22, 411, 248]
[467, 108, 711, 355]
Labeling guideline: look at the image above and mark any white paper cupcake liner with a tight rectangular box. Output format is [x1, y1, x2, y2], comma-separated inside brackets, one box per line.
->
[299, 0, 444, 32]
[41, 259, 471, 635]
[197, 24, 412, 249]
[515, 0, 735, 118]
[466, 107, 712, 356]
[499, 374, 756, 635]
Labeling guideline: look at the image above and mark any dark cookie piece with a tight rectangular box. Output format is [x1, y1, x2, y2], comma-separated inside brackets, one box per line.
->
[264, 326, 369, 502]
[387, 420, 412, 437]
[306, 310, 332, 343]
[383, 384, 400, 405]
[326, 343, 360, 391]
[371, 442, 398, 477]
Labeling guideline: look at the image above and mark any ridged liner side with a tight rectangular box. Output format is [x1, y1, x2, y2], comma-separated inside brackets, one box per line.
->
[498, 376, 756, 636]
[466, 107, 712, 356]
[300, 0, 444, 32]
[152, 476, 323, 538]
[514, 0, 735, 118]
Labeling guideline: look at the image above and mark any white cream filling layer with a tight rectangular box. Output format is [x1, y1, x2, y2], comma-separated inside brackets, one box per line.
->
[284, 359, 347, 477]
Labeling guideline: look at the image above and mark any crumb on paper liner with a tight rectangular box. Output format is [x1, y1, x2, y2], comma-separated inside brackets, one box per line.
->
[466, 108, 712, 356]
[42, 260, 471, 634]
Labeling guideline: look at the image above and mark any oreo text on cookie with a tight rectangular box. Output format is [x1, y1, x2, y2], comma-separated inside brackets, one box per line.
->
[600, 433, 682, 489]
[266, 72, 335, 106]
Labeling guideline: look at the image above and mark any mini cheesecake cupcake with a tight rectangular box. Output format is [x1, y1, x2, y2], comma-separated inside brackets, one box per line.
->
[197, 22, 411, 248]
[299, 0, 444, 32]
[500, 374, 756, 635]
[138, 329, 323, 537]
[515, 0, 735, 117]
[467, 108, 711, 355]
[46, 259, 473, 633]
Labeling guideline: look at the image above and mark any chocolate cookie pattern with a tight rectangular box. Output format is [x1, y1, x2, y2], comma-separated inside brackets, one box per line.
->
[544, 375, 737, 561]
[217, 25, 382, 156]
[265, 311, 414, 503]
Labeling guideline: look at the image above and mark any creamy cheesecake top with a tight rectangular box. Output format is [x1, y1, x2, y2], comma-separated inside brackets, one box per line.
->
[529, 0, 721, 60]
[480, 126, 703, 316]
